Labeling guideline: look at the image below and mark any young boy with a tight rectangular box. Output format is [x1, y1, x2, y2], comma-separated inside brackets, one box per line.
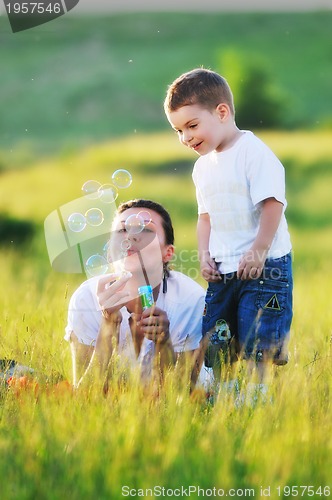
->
[164, 68, 293, 388]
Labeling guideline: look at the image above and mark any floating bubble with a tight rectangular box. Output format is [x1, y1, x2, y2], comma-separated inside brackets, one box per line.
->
[85, 254, 109, 276]
[137, 210, 152, 225]
[85, 208, 104, 227]
[120, 239, 132, 251]
[125, 214, 145, 235]
[111, 169, 132, 189]
[98, 183, 118, 203]
[103, 241, 110, 260]
[82, 180, 101, 199]
[67, 212, 86, 233]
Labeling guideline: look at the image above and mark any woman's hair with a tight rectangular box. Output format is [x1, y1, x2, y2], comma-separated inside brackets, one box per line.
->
[117, 199, 174, 245]
[164, 67, 235, 115]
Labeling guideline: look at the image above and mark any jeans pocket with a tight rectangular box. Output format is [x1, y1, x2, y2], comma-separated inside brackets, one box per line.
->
[255, 279, 290, 313]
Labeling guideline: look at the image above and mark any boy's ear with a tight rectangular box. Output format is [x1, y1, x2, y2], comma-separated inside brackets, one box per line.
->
[215, 103, 230, 121]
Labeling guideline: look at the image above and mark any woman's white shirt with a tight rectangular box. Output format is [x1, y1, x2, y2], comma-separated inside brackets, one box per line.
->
[65, 271, 205, 380]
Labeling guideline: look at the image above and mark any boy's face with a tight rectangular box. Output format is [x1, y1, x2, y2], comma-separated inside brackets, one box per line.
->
[167, 104, 228, 156]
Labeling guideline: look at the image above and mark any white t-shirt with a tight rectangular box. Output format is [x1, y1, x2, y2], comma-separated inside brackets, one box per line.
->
[65, 271, 205, 380]
[192, 130, 292, 273]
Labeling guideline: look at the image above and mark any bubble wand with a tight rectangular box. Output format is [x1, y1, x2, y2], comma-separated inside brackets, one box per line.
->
[137, 250, 150, 287]
[137, 250, 155, 310]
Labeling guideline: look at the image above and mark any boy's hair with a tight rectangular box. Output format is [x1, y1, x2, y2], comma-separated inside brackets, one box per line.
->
[164, 68, 235, 115]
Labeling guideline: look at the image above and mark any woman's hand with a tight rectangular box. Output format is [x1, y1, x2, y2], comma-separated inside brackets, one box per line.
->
[97, 272, 132, 317]
[138, 306, 170, 345]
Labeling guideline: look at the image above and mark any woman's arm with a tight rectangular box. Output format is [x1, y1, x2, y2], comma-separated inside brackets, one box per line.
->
[140, 305, 204, 392]
[69, 332, 94, 388]
[139, 305, 176, 385]
[70, 273, 130, 390]
[73, 312, 122, 393]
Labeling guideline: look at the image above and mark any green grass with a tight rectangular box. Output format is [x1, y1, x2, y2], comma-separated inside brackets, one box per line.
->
[1, 11, 332, 161]
[1, 11, 331, 495]
[0, 260, 331, 497]
[0, 129, 332, 496]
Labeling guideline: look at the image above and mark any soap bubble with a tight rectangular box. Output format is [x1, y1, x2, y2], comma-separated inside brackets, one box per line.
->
[103, 241, 110, 260]
[85, 254, 109, 276]
[121, 239, 132, 251]
[82, 180, 101, 199]
[85, 208, 104, 227]
[137, 210, 152, 225]
[125, 214, 145, 234]
[98, 183, 118, 203]
[111, 169, 132, 189]
[67, 212, 86, 233]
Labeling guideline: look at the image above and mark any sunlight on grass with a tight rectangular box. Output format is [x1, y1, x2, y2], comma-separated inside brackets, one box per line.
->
[1, 261, 331, 495]
[0, 132, 194, 221]
[0, 129, 331, 221]
[258, 130, 332, 164]
[1, 129, 331, 496]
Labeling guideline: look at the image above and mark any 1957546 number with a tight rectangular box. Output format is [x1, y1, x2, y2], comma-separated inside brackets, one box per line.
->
[5, 2, 62, 14]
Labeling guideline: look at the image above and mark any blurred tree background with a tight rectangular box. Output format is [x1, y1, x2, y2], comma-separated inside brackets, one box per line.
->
[0, 10, 331, 258]
[1, 11, 331, 162]
[221, 50, 289, 129]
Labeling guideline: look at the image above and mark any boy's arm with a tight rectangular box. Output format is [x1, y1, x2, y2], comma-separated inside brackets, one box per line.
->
[197, 213, 221, 282]
[237, 197, 283, 280]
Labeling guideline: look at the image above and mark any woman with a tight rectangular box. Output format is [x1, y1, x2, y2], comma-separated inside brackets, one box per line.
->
[65, 199, 205, 391]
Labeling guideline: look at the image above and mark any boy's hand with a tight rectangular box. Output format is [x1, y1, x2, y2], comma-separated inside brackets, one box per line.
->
[237, 198, 282, 280]
[200, 255, 221, 282]
[237, 249, 267, 280]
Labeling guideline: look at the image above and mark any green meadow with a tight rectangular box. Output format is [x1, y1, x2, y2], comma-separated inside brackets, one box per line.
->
[1, 11, 332, 499]
[1, 10, 332, 159]
[1, 129, 332, 498]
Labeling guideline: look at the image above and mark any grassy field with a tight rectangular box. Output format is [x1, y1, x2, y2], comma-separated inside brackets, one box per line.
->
[1, 11, 332, 161]
[0, 129, 332, 497]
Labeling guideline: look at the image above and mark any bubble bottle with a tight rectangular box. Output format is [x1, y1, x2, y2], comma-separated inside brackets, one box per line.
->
[138, 285, 154, 310]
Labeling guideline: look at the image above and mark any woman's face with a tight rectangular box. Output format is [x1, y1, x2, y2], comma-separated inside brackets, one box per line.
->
[108, 207, 174, 279]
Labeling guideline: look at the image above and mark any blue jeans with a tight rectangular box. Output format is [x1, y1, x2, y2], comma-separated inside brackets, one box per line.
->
[203, 253, 293, 366]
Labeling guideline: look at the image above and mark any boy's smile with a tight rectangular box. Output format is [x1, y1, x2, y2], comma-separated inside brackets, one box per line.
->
[167, 104, 231, 155]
